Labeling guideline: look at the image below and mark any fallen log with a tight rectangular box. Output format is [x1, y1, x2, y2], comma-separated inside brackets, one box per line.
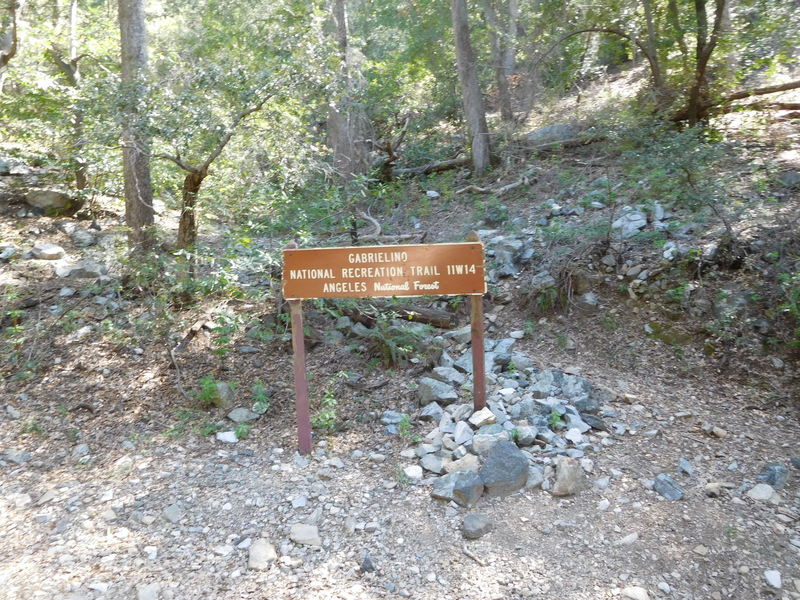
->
[344, 300, 456, 329]
[455, 168, 538, 196]
[393, 157, 470, 176]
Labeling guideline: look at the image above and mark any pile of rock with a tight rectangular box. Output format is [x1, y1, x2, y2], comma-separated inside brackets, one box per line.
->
[384, 331, 619, 507]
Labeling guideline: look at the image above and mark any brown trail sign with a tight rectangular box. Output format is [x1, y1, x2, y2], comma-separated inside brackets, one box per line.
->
[282, 241, 487, 454]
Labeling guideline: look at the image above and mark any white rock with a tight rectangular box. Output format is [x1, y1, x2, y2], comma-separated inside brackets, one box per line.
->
[404, 465, 423, 482]
[137, 583, 161, 600]
[621, 586, 650, 600]
[248, 539, 277, 570]
[290, 523, 322, 546]
[764, 570, 782, 589]
[564, 427, 584, 444]
[469, 407, 496, 427]
[746, 483, 775, 501]
[216, 431, 239, 444]
[32, 242, 65, 260]
[615, 532, 639, 546]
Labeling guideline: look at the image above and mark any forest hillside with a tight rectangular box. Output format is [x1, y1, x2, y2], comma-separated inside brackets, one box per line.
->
[1, 1, 799, 599]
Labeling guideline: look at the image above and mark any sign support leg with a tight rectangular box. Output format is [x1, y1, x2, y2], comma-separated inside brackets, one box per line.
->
[470, 294, 486, 411]
[289, 300, 312, 455]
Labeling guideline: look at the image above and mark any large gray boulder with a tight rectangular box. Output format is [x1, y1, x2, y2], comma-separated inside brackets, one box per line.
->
[431, 471, 484, 507]
[479, 441, 529, 497]
[417, 377, 458, 405]
[551, 456, 588, 496]
[25, 189, 82, 216]
[55, 259, 109, 278]
[526, 123, 580, 145]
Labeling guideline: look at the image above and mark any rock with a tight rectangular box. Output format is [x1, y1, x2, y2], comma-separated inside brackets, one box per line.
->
[420, 454, 447, 474]
[779, 170, 800, 188]
[469, 407, 496, 427]
[526, 465, 545, 489]
[359, 554, 376, 573]
[71, 443, 90, 461]
[380, 410, 406, 425]
[526, 122, 580, 145]
[136, 583, 161, 600]
[444, 453, 480, 474]
[212, 382, 235, 408]
[431, 471, 484, 507]
[3, 449, 31, 464]
[454, 349, 496, 374]
[453, 421, 474, 445]
[248, 539, 277, 570]
[403, 465, 423, 482]
[419, 402, 444, 422]
[653, 474, 684, 500]
[756, 463, 789, 488]
[551, 457, 588, 497]
[704, 482, 723, 497]
[746, 483, 775, 501]
[70, 228, 96, 247]
[462, 513, 492, 539]
[227, 407, 259, 423]
[431, 366, 466, 386]
[621, 586, 650, 600]
[55, 259, 108, 278]
[612, 210, 648, 238]
[764, 570, 782, 589]
[162, 504, 183, 524]
[417, 377, 458, 405]
[443, 325, 472, 344]
[215, 431, 238, 444]
[471, 423, 510, 455]
[25, 189, 82, 216]
[564, 427, 584, 444]
[31, 242, 65, 260]
[0, 245, 18, 262]
[479, 441, 528, 497]
[678, 458, 694, 476]
[513, 425, 537, 446]
[615, 532, 639, 546]
[290, 523, 322, 546]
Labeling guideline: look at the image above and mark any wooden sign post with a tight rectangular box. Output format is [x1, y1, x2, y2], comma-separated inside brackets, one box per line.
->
[282, 241, 487, 454]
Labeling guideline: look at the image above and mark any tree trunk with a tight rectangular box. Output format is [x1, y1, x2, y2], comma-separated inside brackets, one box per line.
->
[328, 0, 370, 189]
[480, 0, 513, 122]
[502, 0, 518, 75]
[177, 169, 206, 250]
[0, 0, 19, 95]
[451, 0, 491, 175]
[666, 0, 690, 67]
[685, 0, 727, 125]
[641, 0, 665, 96]
[118, 0, 154, 251]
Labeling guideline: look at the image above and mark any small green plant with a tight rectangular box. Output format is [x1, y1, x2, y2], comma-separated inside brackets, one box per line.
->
[398, 414, 421, 443]
[235, 423, 251, 440]
[601, 313, 619, 331]
[251, 379, 271, 414]
[547, 410, 564, 429]
[21, 418, 44, 435]
[778, 270, 800, 346]
[395, 467, 409, 486]
[510, 428, 521, 443]
[312, 388, 338, 432]
[665, 282, 690, 303]
[196, 376, 221, 408]
[200, 422, 222, 436]
[534, 285, 561, 314]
